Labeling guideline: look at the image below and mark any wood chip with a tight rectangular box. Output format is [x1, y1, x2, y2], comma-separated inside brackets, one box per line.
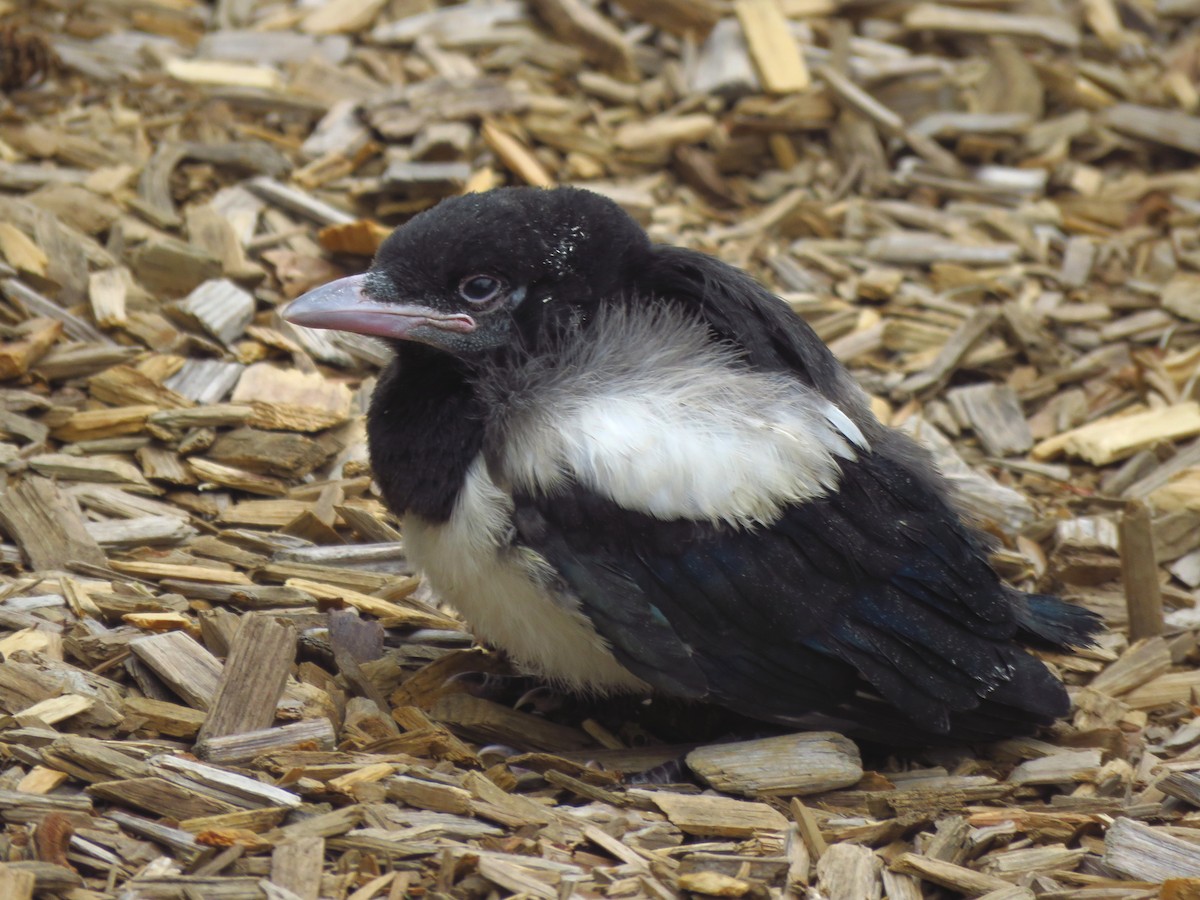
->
[270, 837, 325, 900]
[890, 852, 1013, 896]
[634, 791, 789, 838]
[481, 120, 555, 188]
[231, 364, 353, 432]
[735, 0, 811, 93]
[129, 632, 223, 710]
[0, 476, 106, 570]
[1104, 818, 1200, 881]
[614, 0, 720, 35]
[0, 318, 62, 378]
[1035, 403, 1200, 465]
[904, 4, 1080, 48]
[1103, 103, 1200, 155]
[175, 279, 256, 346]
[817, 842, 882, 900]
[686, 732, 862, 797]
[947, 383, 1033, 456]
[199, 719, 337, 765]
[528, 0, 637, 80]
[196, 614, 296, 744]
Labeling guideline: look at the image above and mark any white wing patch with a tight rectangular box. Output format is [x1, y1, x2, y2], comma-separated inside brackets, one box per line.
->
[489, 307, 870, 526]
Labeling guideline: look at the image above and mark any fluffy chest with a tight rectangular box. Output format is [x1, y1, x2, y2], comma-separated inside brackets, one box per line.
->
[402, 457, 647, 693]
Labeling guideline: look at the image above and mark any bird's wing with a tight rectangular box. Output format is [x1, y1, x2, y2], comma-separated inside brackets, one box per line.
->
[483, 305, 1072, 735]
[508, 445, 1070, 735]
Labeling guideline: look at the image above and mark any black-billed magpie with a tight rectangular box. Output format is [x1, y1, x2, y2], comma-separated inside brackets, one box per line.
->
[285, 186, 1100, 742]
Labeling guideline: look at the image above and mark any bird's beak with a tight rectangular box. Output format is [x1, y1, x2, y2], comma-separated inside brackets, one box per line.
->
[283, 274, 477, 341]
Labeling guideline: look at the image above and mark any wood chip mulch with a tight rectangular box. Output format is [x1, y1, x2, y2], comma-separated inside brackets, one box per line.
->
[2, 0, 1200, 897]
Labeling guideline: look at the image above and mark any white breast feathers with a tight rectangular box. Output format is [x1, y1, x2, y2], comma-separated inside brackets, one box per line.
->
[486, 306, 870, 527]
[403, 457, 650, 693]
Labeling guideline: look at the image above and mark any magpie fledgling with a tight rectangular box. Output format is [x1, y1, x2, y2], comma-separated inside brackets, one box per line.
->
[285, 186, 1100, 743]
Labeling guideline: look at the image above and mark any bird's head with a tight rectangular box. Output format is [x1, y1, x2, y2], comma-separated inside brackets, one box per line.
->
[284, 187, 650, 358]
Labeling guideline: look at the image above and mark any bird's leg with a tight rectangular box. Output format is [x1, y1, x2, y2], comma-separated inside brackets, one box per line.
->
[627, 758, 691, 786]
[444, 670, 545, 706]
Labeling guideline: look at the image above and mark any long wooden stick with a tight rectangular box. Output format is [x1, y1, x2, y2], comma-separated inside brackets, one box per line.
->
[1119, 500, 1164, 640]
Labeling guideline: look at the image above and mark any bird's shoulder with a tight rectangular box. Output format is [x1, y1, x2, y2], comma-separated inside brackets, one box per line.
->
[640, 245, 871, 415]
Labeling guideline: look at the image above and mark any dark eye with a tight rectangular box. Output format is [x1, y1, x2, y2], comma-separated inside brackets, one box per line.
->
[459, 275, 503, 305]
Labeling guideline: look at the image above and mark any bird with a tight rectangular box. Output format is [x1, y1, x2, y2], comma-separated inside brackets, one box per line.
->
[285, 186, 1101, 743]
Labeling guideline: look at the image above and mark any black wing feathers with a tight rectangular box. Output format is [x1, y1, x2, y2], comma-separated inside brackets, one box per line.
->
[516, 504, 710, 699]
[511, 449, 1077, 738]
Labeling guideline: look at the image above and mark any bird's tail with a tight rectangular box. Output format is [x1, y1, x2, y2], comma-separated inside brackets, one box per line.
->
[1012, 592, 1103, 650]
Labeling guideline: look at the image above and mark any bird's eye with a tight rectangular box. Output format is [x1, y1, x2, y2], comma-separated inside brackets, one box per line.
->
[459, 275, 503, 305]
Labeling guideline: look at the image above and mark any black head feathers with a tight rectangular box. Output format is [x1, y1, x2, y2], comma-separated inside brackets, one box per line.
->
[286, 187, 651, 355]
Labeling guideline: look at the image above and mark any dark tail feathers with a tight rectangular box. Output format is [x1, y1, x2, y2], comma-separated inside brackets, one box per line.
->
[1013, 592, 1103, 650]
